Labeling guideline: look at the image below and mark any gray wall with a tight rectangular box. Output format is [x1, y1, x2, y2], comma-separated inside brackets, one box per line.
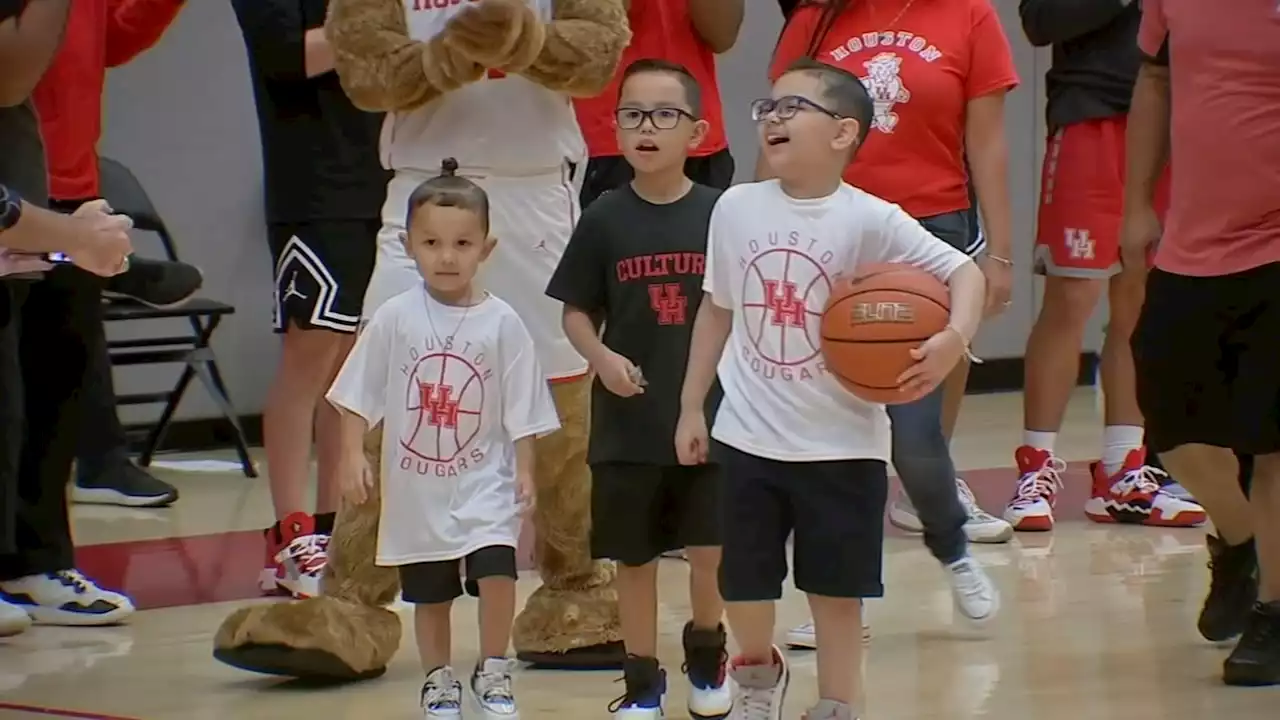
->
[101, 0, 1104, 422]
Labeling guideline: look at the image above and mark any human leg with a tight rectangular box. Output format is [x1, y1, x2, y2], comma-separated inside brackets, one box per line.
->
[402, 560, 464, 717]
[0, 282, 31, 637]
[465, 546, 521, 718]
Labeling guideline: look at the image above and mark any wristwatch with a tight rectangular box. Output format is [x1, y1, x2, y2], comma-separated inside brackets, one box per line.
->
[0, 184, 22, 233]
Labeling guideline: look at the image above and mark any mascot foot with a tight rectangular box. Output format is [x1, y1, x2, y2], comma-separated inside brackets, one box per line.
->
[513, 573, 624, 670]
[213, 596, 401, 683]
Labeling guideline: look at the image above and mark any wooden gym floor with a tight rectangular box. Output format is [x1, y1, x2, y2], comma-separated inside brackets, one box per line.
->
[0, 390, 1275, 719]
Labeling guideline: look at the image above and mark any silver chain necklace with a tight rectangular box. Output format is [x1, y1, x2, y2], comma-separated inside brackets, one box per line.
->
[422, 284, 474, 351]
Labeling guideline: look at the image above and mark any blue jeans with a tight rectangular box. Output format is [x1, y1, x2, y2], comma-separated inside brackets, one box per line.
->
[886, 384, 968, 565]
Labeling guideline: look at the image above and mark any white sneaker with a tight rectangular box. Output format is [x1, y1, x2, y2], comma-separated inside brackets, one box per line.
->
[945, 556, 999, 622]
[802, 699, 857, 720]
[471, 657, 519, 718]
[785, 603, 870, 649]
[727, 647, 788, 720]
[1003, 447, 1066, 532]
[0, 598, 31, 637]
[0, 570, 134, 626]
[275, 521, 328, 599]
[421, 666, 464, 719]
[888, 478, 1014, 543]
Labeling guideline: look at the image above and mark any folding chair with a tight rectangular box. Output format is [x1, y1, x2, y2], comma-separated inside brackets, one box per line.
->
[97, 157, 257, 478]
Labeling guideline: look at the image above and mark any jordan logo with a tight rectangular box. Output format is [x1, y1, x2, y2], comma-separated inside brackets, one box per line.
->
[282, 271, 307, 302]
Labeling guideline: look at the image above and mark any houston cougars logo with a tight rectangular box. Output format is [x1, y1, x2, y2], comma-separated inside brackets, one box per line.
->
[861, 53, 911, 134]
[399, 337, 494, 478]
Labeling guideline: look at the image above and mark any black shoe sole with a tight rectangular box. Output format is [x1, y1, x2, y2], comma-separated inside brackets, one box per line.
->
[213, 644, 386, 684]
[1223, 662, 1280, 687]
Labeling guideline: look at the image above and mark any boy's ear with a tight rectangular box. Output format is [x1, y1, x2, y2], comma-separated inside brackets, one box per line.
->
[688, 118, 710, 151]
[832, 117, 861, 153]
[481, 234, 498, 261]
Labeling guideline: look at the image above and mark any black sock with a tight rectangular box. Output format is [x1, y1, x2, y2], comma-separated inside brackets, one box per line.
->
[315, 512, 337, 535]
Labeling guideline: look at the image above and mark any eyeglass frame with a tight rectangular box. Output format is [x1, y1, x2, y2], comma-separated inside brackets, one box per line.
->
[614, 106, 700, 131]
[750, 95, 846, 122]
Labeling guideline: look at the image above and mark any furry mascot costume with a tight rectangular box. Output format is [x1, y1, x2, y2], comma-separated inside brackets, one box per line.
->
[212, 0, 629, 680]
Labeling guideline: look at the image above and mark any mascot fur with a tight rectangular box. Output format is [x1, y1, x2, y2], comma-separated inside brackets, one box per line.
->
[212, 0, 630, 681]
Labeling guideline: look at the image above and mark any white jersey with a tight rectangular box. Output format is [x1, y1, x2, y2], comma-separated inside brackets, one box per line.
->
[703, 181, 971, 463]
[328, 287, 561, 565]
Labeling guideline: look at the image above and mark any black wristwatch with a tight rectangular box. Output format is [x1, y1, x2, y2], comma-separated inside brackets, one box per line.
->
[0, 184, 22, 233]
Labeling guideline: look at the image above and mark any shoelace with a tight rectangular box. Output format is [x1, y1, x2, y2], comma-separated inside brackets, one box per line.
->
[474, 664, 515, 705]
[606, 675, 656, 713]
[949, 560, 991, 602]
[736, 686, 778, 720]
[284, 534, 330, 573]
[52, 570, 91, 593]
[955, 479, 999, 521]
[423, 674, 462, 709]
[1110, 464, 1167, 496]
[1011, 457, 1067, 506]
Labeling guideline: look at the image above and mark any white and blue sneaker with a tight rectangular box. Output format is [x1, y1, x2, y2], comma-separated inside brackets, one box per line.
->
[610, 656, 666, 719]
[0, 597, 31, 637]
[421, 665, 463, 719]
[684, 622, 731, 719]
[470, 657, 519, 718]
[0, 570, 133, 626]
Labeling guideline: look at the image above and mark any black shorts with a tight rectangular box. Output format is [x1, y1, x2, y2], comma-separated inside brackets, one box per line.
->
[267, 219, 378, 334]
[590, 463, 721, 566]
[397, 545, 518, 605]
[579, 148, 735, 209]
[919, 207, 984, 258]
[1134, 263, 1280, 455]
[716, 443, 888, 602]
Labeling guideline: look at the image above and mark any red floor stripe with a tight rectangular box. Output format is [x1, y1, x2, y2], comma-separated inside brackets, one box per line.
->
[0, 702, 141, 720]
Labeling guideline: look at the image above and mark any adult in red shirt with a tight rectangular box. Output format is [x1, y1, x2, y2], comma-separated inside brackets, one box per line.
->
[1124, 0, 1280, 685]
[572, 0, 743, 207]
[769, 0, 1017, 641]
[31, 0, 195, 510]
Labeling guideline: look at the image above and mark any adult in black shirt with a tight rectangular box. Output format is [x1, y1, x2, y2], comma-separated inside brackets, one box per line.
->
[230, 0, 388, 598]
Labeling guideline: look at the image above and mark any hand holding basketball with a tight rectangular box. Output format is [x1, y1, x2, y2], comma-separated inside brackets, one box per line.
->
[675, 410, 709, 466]
[516, 472, 536, 514]
[896, 326, 967, 399]
[596, 349, 645, 398]
[341, 453, 374, 506]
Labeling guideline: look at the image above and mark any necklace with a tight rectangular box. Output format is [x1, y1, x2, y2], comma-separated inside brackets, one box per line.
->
[423, 284, 475, 351]
[872, 0, 918, 27]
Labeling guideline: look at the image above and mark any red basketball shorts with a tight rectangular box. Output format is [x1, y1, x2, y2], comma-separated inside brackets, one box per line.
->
[1034, 116, 1171, 278]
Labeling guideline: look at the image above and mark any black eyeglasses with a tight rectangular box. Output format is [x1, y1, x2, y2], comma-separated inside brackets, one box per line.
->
[615, 107, 697, 130]
[750, 95, 844, 122]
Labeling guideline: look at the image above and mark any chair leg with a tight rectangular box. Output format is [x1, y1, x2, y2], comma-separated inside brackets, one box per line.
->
[192, 360, 257, 478]
[139, 364, 196, 467]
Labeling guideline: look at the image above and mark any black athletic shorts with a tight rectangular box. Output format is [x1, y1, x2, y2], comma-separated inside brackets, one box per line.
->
[1134, 262, 1280, 455]
[579, 147, 735, 209]
[397, 545, 518, 605]
[590, 463, 721, 566]
[715, 442, 888, 602]
[267, 219, 378, 334]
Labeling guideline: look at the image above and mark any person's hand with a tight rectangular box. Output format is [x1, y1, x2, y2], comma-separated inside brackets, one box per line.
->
[0, 250, 53, 277]
[978, 255, 1012, 317]
[675, 410, 709, 466]
[596, 349, 645, 398]
[1120, 203, 1161, 273]
[516, 472, 536, 514]
[897, 326, 967, 399]
[341, 453, 375, 506]
[64, 200, 133, 277]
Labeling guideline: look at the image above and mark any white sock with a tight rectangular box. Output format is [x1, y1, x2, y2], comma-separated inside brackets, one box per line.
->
[1102, 425, 1145, 475]
[1023, 431, 1057, 453]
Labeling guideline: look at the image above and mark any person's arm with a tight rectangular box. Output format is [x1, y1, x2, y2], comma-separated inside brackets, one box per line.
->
[516, 0, 630, 97]
[1018, 0, 1133, 47]
[1124, 41, 1170, 211]
[229, 0, 330, 81]
[965, 94, 1012, 263]
[103, 0, 184, 68]
[689, 0, 744, 53]
[0, 0, 70, 107]
[680, 199, 734, 415]
[546, 212, 610, 366]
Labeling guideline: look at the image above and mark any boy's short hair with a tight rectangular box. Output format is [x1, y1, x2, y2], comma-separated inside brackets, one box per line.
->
[781, 57, 873, 147]
[406, 157, 490, 232]
[618, 58, 703, 117]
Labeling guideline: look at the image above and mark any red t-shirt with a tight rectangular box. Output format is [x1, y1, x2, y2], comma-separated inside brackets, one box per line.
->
[1138, 0, 1280, 277]
[770, 0, 1018, 219]
[573, 0, 727, 159]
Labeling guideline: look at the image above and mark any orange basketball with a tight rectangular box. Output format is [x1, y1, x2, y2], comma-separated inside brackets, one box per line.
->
[820, 263, 950, 404]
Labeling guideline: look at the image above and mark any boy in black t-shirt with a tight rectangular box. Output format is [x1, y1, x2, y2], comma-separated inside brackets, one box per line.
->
[545, 59, 729, 720]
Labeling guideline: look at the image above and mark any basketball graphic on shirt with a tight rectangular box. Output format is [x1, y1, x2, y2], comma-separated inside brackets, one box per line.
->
[860, 53, 911, 134]
[741, 249, 831, 366]
[400, 351, 485, 463]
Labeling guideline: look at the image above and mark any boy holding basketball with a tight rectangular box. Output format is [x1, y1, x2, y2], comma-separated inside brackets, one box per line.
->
[546, 59, 731, 720]
[328, 159, 560, 718]
[676, 58, 986, 720]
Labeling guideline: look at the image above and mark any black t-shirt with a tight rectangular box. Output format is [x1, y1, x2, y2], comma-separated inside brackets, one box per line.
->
[546, 184, 723, 466]
[0, 102, 48, 206]
[230, 0, 389, 225]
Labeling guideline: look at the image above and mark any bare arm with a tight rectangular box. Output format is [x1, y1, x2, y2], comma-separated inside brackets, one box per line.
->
[304, 27, 334, 77]
[944, 260, 986, 343]
[1018, 0, 1132, 47]
[0, 0, 70, 107]
[679, 299, 732, 414]
[2, 199, 95, 253]
[964, 92, 1013, 261]
[1124, 61, 1170, 210]
[514, 435, 535, 480]
[689, 0, 743, 53]
[562, 306, 609, 366]
[337, 408, 370, 470]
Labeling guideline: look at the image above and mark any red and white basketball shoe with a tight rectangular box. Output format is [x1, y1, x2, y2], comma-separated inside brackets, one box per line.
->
[1003, 447, 1066, 532]
[1083, 448, 1207, 527]
[258, 512, 329, 599]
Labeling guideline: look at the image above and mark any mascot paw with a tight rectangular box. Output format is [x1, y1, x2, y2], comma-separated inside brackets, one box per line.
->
[443, 0, 545, 72]
[213, 597, 401, 684]
[423, 35, 486, 90]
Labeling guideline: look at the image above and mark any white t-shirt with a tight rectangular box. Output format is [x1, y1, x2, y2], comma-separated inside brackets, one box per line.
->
[703, 181, 971, 463]
[327, 286, 561, 565]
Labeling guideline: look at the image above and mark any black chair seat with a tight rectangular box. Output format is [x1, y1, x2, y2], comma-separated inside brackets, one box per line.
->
[103, 297, 235, 322]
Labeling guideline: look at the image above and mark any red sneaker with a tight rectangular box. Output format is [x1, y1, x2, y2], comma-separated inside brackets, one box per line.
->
[274, 512, 329, 599]
[1084, 448, 1207, 527]
[1002, 446, 1066, 532]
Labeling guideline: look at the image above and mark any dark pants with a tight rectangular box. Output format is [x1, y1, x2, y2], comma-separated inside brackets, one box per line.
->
[0, 265, 100, 578]
[48, 198, 129, 475]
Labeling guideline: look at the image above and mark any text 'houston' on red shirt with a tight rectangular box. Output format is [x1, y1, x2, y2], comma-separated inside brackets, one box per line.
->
[573, 0, 727, 159]
[770, 0, 1018, 218]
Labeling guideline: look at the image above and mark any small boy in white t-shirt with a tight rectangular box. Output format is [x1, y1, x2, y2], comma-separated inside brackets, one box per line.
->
[675, 59, 987, 720]
[327, 158, 561, 720]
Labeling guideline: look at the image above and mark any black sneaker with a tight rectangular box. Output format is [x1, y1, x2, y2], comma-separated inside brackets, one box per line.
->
[683, 621, 731, 719]
[607, 655, 665, 716]
[73, 459, 179, 508]
[1223, 601, 1280, 686]
[1198, 534, 1258, 642]
[104, 257, 203, 309]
